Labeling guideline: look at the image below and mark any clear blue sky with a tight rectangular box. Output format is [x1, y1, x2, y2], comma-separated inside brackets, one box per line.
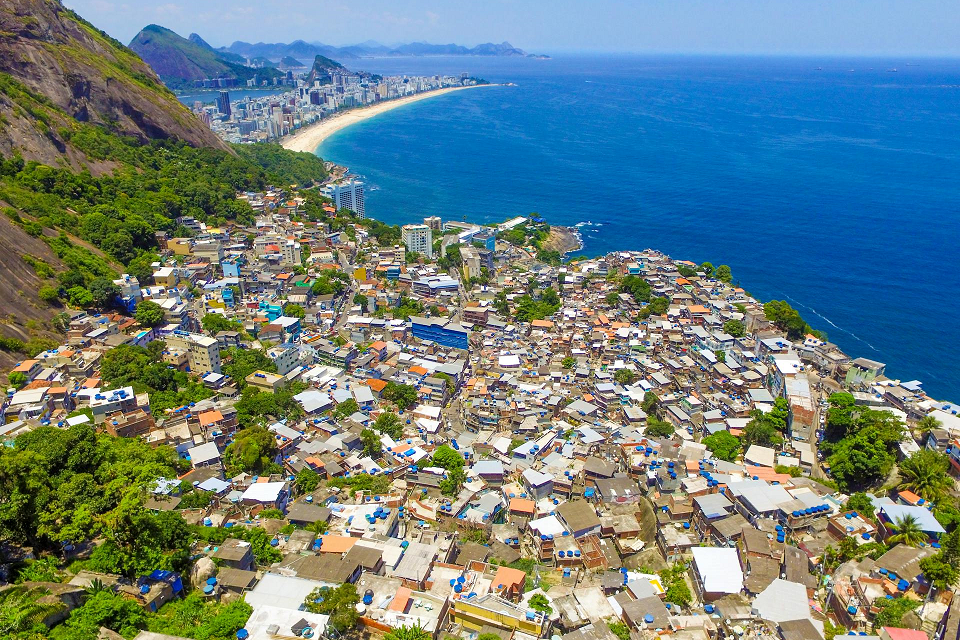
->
[65, 0, 960, 56]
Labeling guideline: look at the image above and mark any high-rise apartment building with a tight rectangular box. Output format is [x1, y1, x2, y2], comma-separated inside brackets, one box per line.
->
[401, 224, 433, 259]
[321, 180, 365, 218]
[217, 90, 231, 117]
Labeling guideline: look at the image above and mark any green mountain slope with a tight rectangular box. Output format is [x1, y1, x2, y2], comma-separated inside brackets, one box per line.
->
[0, 0, 228, 167]
[129, 24, 282, 90]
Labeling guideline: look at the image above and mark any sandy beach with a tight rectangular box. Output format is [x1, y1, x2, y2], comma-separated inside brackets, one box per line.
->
[281, 84, 496, 154]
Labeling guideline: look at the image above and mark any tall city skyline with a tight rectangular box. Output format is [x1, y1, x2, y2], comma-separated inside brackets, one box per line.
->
[64, 0, 960, 57]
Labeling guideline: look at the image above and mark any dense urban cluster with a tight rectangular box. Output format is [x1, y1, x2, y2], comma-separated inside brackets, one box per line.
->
[4, 177, 960, 640]
[194, 70, 485, 144]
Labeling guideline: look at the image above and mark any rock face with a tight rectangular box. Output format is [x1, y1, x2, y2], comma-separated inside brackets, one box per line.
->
[189, 556, 217, 588]
[0, 0, 227, 167]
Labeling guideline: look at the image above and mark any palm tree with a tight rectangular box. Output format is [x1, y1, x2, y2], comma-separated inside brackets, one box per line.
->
[0, 586, 64, 635]
[887, 514, 926, 547]
[384, 622, 431, 640]
[899, 449, 953, 502]
[917, 415, 942, 434]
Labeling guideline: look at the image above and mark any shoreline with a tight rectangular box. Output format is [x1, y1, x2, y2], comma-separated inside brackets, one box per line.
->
[281, 84, 497, 153]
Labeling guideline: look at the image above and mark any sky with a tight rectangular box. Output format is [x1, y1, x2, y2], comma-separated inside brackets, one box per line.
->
[65, 0, 960, 56]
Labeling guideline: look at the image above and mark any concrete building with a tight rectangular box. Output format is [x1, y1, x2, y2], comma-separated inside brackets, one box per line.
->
[402, 224, 433, 259]
[322, 180, 365, 218]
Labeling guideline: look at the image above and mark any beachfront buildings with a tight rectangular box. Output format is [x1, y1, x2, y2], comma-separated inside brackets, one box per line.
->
[402, 223, 433, 258]
[322, 180, 365, 218]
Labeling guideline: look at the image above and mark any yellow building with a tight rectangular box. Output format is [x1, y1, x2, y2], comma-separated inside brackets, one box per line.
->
[450, 594, 547, 637]
[353, 267, 367, 282]
[245, 370, 287, 393]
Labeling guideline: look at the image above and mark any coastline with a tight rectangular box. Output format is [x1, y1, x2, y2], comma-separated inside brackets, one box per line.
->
[281, 84, 497, 154]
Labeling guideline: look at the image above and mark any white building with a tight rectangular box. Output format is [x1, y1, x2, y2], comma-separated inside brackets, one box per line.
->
[267, 344, 301, 375]
[322, 180, 365, 218]
[281, 239, 301, 266]
[401, 223, 433, 259]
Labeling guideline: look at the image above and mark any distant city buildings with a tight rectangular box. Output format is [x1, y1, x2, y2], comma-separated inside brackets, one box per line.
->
[402, 223, 433, 258]
[322, 180, 365, 218]
[216, 90, 231, 117]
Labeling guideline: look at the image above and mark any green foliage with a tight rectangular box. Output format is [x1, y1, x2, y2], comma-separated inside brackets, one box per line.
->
[613, 368, 636, 385]
[38, 284, 61, 305]
[385, 622, 432, 640]
[619, 275, 651, 303]
[763, 299, 822, 341]
[233, 143, 328, 187]
[871, 596, 919, 629]
[742, 397, 789, 448]
[14, 557, 62, 584]
[822, 394, 905, 492]
[283, 303, 305, 319]
[514, 293, 559, 323]
[774, 464, 803, 477]
[223, 426, 279, 476]
[661, 563, 692, 608]
[146, 593, 252, 640]
[917, 414, 942, 433]
[373, 412, 404, 440]
[327, 473, 391, 495]
[177, 490, 212, 510]
[703, 430, 742, 462]
[201, 313, 242, 334]
[898, 449, 953, 501]
[258, 508, 285, 520]
[432, 444, 465, 470]
[561, 356, 576, 369]
[605, 291, 620, 306]
[645, 417, 675, 438]
[134, 300, 166, 327]
[715, 264, 732, 283]
[383, 382, 418, 410]
[361, 428, 382, 457]
[48, 590, 146, 639]
[641, 391, 659, 414]
[333, 398, 360, 420]
[303, 583, 359, 633]
[723, 319, 745, 338]
[887, 514, 926, 547]
[528, 593, 552, 614]
[607, 621, 631, 640]
[221, 348, 277, 388]
[99, 343, 214, 416]
[0, 584, 66, 635]
[8, 371, 27, 389]
[440, 466, 467, 497]
[295, 468, 320, 494]
[67, 285, 93, 308]
[846, 493, 876, 520]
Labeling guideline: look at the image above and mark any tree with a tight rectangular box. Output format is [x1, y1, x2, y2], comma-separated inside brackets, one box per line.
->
[7, 371, 27, 390]
[385, 622, 432, 640]
[334, 398, 359, 420]
[887, 514, 926, 547]
[561, 356, 576, 369]
[361, 428, 382, 457]
[845, 493, 876, 520]
[39, 285, 61, 305]
[614, 368, 636, 385]
[645, 418, 675, 438]
[223, 426, 278, 475]
[383, 382, 418, 410]
[283, 303, 305, 319]
[528, 593, 552, 615]
[373, 412, 404, 440]
[646, 296, 669, 316]
[714, 350, 726, 363]
[605, 292, 620, 306]
[698, 262, 715, 276]
[917, 415, 942, 433]
[715, 264, 732, 283]
[296, 468, 320, 494]
[201, 313, 242, 334]
[353, 293, 368, 306]
[871, 596, 920, 629]
[303, 584, 359, 633]
[89, 277, 121, 309]
[134, 300, 166, 328]
[432, 444, 465, 471]
[723, 319, 745, 338]
[67, 286, 94, 308]
[899, 449, 953, 502]
[440, 466, 467, 496]
[0, 585, 70, 635]
[703, 431, 742, 462]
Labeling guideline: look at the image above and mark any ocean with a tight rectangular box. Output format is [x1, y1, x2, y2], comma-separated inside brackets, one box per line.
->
[315, 55, 960, 400]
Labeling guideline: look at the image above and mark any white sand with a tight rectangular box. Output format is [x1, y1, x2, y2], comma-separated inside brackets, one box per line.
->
[281, 84, 496, 154]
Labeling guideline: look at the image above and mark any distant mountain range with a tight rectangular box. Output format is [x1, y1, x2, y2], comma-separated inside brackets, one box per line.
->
[129, 25, 283, 89]
[213, 38, 548, 62]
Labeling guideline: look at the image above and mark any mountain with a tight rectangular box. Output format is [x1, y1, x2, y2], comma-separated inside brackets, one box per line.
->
[215, 38, 545, 63]
[308, 55, 347, 85]
[0, 0, 226, 167]
[129, 25, 283, 90]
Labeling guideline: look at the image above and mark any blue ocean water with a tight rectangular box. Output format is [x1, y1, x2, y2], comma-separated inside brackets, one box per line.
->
[316, 55, 960, 400]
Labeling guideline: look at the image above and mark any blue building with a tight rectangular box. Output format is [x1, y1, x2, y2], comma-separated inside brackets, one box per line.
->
[410, 317, 469, 350]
